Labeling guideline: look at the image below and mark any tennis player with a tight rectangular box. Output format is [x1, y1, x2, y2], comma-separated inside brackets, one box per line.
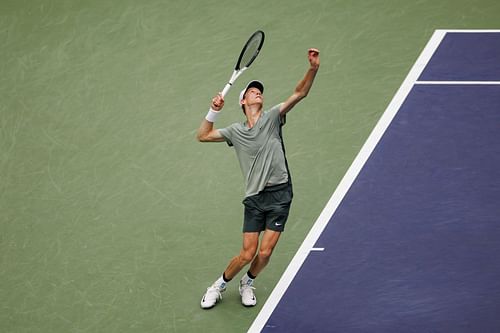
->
[197, 48, 320, 309]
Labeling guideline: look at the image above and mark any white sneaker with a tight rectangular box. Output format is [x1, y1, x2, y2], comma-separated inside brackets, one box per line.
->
[239, 281, 257, 307]
[201, 283, 226, 309]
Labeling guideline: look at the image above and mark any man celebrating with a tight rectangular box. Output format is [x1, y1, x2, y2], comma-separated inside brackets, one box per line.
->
[197, 48, 320, 309]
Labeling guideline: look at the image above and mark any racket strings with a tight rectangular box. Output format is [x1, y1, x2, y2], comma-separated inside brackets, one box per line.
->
[236, 31, 264, 70]
[240, 37, 262, 67]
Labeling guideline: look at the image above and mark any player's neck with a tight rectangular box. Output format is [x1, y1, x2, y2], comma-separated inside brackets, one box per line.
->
[245, 106, 263, 129]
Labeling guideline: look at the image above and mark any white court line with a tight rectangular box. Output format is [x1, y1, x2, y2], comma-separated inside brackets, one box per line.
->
[310, 248, 325, 252]
[416, 81, 500, 85]
[436, 29, 500, 33]
[247, 29, 449, 333]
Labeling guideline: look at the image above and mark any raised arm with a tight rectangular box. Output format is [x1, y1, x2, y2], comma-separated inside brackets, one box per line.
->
[197, 93, 226, 142]
[280, 48, 320, 115]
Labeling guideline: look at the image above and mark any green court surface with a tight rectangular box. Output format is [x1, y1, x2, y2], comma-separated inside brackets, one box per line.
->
[1, 0, 499, 332]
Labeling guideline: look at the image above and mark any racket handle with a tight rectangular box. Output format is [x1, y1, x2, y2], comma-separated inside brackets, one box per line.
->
[221, 83, 232, 97]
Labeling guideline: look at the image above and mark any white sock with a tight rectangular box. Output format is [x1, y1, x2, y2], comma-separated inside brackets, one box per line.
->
[213, 275, 227, 289]
[240, 272, 254, 286]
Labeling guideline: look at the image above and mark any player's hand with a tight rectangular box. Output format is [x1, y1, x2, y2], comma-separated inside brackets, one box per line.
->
[211, 93, 224, 111]
[308, 48, 320, 70]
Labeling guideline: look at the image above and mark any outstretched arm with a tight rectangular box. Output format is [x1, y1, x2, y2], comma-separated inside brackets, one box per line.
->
[280, 48, 320, 116]
[197, 93, 226, 142]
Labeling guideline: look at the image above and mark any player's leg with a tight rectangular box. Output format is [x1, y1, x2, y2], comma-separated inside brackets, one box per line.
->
[248, 229, 281, 277]
[223, 232, 259, 279]
[239, 229, 281, 307]
[201, 232, 259, 309]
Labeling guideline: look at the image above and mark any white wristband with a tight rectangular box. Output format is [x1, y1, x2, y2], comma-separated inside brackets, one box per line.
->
[205, 108, 220, 123]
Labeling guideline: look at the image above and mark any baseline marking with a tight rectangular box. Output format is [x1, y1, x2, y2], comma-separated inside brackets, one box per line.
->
[416, 81, 500, 85]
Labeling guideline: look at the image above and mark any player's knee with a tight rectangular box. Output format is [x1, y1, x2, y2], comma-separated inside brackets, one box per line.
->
[258, 247, 274, 260]
[240, 249, 256, 265]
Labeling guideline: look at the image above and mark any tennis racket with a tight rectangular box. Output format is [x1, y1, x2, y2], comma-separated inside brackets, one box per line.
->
[221, 30, 265, 97]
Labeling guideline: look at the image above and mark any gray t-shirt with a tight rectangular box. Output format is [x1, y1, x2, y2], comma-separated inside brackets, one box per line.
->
[219, 104, 289, 197]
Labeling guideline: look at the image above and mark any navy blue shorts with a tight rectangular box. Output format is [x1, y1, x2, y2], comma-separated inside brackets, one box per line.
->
[242, 183, 293, 233]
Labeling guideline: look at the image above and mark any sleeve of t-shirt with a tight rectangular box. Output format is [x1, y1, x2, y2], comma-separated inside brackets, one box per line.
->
[218, 125, 234, 147]
[269, 103, 285, 126]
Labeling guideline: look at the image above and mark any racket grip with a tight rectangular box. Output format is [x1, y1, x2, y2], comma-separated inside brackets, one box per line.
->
[221, 83, 232, 97]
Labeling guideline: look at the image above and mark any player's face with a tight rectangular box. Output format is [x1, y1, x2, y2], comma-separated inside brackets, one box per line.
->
[244, 88, 263, 105]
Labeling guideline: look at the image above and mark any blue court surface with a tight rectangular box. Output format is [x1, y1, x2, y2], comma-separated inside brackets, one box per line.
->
[249, 30, 500, 332]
